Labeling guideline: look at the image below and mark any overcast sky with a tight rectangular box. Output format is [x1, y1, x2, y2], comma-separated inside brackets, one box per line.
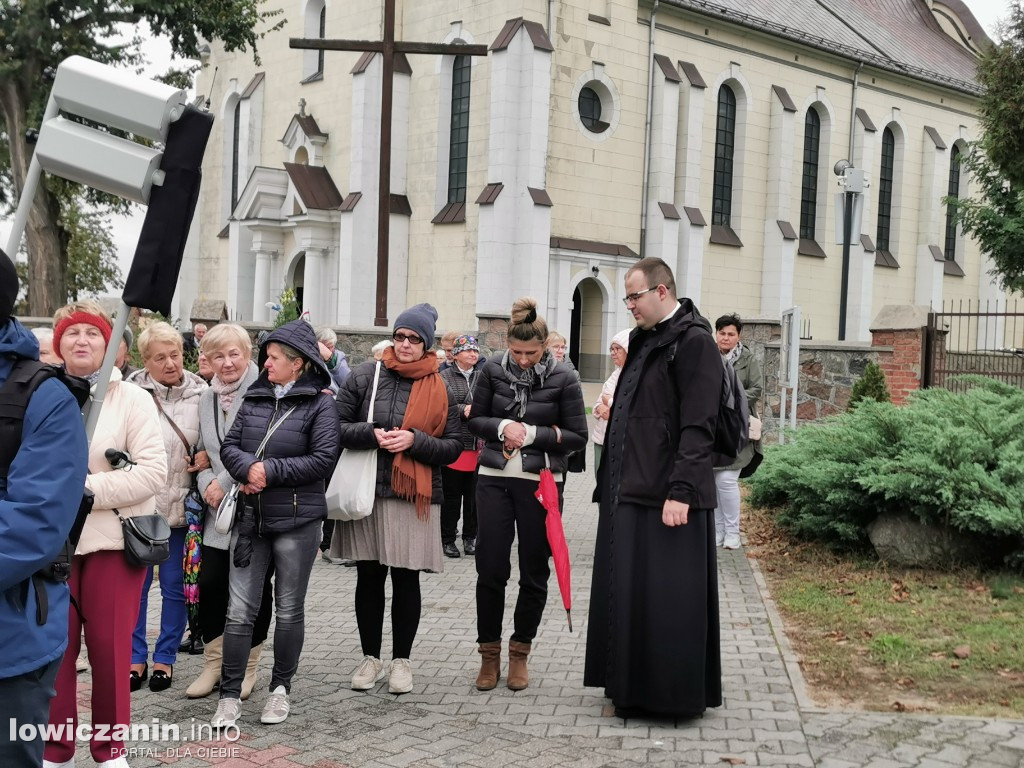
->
[0, 0, 1015, 295]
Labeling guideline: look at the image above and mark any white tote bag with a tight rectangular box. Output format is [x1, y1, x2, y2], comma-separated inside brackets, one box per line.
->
[326, 361, 382, 521]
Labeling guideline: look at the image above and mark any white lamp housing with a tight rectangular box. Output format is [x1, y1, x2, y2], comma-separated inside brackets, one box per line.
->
[50, 55, 187, 142]
[34, 116, 165, 203]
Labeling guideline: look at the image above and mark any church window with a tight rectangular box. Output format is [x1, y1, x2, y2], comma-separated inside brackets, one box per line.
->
[799, 109, 821, 241]
[944, 144, 961, 261]
[876, 127, 895, 253]
[447, 54, 471, 204]
[301, 0, 326, 82]
[579, 87, 605, 133]
[231, 99, 241, 210]
[711, 85, 736, 227]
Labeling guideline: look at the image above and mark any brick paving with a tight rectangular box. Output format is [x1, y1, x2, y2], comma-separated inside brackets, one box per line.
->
[70, 437, 1023, 767]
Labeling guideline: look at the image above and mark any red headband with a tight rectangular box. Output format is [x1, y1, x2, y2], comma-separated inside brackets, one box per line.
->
[52, 311, 113, 361]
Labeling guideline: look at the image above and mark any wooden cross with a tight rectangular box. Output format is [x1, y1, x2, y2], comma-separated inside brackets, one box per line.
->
[291, 0, 488, 326]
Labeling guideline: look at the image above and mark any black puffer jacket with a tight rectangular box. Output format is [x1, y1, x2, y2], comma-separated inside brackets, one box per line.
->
[440, 363, 482, 450]
[468, 353, 588, 474]
[221, 321, 341, 532]
[336, 359, 462, 503]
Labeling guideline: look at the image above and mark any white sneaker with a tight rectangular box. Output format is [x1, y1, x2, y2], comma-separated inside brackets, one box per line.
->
[211, 697, 241, 729]
[351, 655, 384, 690]
[260, 685, 290, 724]
[388, 658, 413, 694]
[716, 528, 725, 547]
[723, 533, 741, 550]
[96, 758, 129, 768]
[43, 759, 76, 768]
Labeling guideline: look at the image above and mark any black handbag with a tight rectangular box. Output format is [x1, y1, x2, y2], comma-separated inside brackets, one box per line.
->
[114, 508, 171, 568]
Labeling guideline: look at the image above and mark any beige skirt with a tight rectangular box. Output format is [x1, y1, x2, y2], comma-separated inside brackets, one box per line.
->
[330, 496, 443, 573]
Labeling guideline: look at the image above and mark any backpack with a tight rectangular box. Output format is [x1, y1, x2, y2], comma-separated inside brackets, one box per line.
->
[0, 358, 91, 624]
[664, 338, 750, 467]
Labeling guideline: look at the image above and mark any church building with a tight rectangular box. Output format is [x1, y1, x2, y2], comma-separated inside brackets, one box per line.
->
[180, 0, 1004, 378]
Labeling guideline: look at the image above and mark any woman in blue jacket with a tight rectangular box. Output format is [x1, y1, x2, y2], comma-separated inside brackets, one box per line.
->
[210, 320, 340, 729]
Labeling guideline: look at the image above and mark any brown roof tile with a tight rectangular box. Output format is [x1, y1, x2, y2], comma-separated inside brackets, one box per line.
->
[528, 187, 553, 206]
[658, 202, 681, 220]
[339, 191, 362, 212]
[683, 206, 707, 226]
[678, 60, 707, 89]
[476, 183, 504, 205]
[924, 126, 947, 149]
[491, 18, 553, 52]
[654, 54, 682, 83]
[240, 72, 265, 99]
[856, 108, 877, 132]
[772, 85, 797, 113]
[351, 51, 375, 74]
[284, 162, 343, 210]
[549, 237, 638, 258]
[777, 220, 797, 240]
[295, 114, 328, 139]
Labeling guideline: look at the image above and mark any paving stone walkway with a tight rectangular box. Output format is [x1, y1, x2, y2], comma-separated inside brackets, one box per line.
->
[72, 443, 1023, 768]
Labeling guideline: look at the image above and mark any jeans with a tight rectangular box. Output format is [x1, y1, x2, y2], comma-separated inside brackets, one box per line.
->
[198, 546, 274, 645]
[0, 657, 61, 768]
[132, 526, 188, 665]
[220, 520, 320, 698]
[714, 469, 742, 538]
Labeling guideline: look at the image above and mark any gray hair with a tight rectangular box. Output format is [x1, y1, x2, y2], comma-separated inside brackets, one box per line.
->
[315, 326, 338, 346]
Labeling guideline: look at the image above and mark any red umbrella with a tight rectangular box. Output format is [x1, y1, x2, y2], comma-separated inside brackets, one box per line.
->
[535, 467, 573, 632]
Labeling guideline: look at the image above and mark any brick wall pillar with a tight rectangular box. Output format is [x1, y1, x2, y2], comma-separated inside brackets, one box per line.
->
[869, 305, 931, 405]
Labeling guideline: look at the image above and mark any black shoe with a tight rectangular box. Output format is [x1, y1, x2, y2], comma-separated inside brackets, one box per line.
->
[149, 667, 173, 692]
[442, 542, 461, 558]
[129, 663, 148, 692]
[178, 633, 194, 653]
[463, 538, 476, 556]
[189, 636, 205, 655]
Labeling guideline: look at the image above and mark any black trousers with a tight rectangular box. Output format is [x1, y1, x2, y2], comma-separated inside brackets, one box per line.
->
[0, 656, 61, 768]
[475, 475, 561, 644]
[441, 467, 478, 544]
[198, 546, 274, 645]
[354, 562, 421, 659]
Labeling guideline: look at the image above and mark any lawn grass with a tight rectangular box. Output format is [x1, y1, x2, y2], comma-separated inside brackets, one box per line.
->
[745, 502, 1024, 718]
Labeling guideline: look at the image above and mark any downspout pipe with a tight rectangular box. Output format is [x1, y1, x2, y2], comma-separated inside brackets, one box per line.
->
[848, 61, 863, 162]
[640, 0, 659, 257]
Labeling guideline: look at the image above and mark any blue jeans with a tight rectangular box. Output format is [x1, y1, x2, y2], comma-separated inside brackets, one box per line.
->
[0, 656, 62, 768]
[132, 526, 188, 665]
[220, 520, 320, 698]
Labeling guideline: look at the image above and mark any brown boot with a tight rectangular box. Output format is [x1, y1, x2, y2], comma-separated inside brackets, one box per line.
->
[475, 642, 501, 691]
[185, 635, 222, 698]
[507, 641, 531, 691]
[240, 643, 262, 701]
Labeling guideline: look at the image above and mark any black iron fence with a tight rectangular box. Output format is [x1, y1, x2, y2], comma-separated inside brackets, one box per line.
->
[923, 300, 1024, 392]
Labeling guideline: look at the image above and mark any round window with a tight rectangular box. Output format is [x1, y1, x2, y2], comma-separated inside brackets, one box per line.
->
[573, 74, 619, 139]
[579, 87, 603, 132]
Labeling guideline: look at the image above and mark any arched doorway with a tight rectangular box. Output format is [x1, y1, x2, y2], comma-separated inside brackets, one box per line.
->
[570, 277, 605, 381]
[288, 253, 306, 311]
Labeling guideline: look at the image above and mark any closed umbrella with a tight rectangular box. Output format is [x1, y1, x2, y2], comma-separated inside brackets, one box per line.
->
[535, 465, 573, 631]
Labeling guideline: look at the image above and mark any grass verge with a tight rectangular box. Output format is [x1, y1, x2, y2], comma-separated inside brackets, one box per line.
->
[745, 502, 1024, 718]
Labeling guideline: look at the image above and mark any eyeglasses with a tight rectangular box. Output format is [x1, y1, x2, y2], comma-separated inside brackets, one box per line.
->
[622, 286, 658, 306]
[392, 332, 424, 345]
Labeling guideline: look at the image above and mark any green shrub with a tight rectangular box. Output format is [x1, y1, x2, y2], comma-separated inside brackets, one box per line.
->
[273, 287, 300, 328]
[750, 377, 1024, 567]
[849, 361, 891, 409]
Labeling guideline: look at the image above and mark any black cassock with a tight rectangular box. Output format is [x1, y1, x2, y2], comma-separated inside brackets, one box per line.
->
[583, 319, 722, 717]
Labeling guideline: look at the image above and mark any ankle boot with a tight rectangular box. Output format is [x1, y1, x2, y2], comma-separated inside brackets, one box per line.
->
[507, 640, 531, 691]
[475, 642, 501, 691]
[186, 636, 223, 699]
[240, 644, 263, 701]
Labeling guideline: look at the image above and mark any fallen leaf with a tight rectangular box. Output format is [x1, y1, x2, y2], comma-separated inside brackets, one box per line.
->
[891, 701, 906, 712]
[950, 661, 961, 669]
[720, 758, 747, 766]
[953, 645, 971, 659]
[896, 677, 915, 689]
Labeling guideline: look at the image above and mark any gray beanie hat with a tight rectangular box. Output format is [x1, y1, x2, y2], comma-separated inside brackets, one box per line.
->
[0, 247, 18, 324]
[122, 326, 134, 350]
[393, 303, 438, 347]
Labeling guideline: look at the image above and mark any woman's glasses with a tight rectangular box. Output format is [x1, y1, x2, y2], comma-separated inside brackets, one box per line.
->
[392, 332, 424, 346]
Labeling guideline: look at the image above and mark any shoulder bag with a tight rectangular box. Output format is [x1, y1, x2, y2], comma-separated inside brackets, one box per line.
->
[115, 507, 172, 568]
[326, 361, 381, 521]
[214, 404, 298, 534]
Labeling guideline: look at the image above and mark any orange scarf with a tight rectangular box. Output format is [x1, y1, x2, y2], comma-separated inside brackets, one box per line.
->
[382, 347, 449, 520]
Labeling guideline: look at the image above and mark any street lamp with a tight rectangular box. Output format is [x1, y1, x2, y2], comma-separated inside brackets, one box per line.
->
[834, 160, 869, 340]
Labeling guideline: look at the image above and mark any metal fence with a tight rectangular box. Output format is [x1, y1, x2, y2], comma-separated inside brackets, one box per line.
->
[923, 300, 1024, 392]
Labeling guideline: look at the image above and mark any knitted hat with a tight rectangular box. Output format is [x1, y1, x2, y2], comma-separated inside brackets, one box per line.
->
[611, 329, 631, 351]
[452, 334, 479, 355]
[0, 247, 18, 324]
[393, 303, 438, 346]
[53, 311, 113, 360]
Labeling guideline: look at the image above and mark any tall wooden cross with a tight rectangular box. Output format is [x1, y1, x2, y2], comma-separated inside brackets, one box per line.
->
[291, 0, 488, 326]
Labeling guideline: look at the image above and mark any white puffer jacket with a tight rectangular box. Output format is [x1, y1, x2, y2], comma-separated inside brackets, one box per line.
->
[127, 368, 207, 527]
[80, 369, 168, 556]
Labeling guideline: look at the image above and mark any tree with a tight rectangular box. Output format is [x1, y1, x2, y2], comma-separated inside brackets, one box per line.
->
[949, 2, 1024, 292]
[62, 202, 123, 301]
[0, 1, 284, 316]
[848, 361, 891, 409]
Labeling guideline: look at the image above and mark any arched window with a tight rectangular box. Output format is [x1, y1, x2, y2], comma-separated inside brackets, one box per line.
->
[447, 54, 471, 204]
[876, 127, 895, 253]
[712, 85, 736, 227]
[301, 0, 326, 81]
[231, 99, 241, 211]
[799, 109, 821, 240]
[317, 5, 326, 76]
[944, 144, 962, 261]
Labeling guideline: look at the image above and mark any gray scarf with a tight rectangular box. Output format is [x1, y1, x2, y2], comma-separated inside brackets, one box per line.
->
[723, 342, 743, 366]
[500, 350, 558, 419]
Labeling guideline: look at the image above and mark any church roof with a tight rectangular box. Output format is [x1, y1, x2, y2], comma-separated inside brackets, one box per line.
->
[283, 163, 343, 210]
[663, 0, 986, 95]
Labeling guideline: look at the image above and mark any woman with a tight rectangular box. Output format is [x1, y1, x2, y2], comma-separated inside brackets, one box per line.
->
[545, 331, 579, 381]
[43, 301, 167, 768]
[591, 330, 630, 472]
[439, 334, 483, 558]
[31, 326, 60, 364]
[332, 303, 461, 695]
[713, 313, 762, 550]
[126, 322, 209, 693]
[210, 319, 339, 728]
[188, 324, 274, 700]
[468, 298, 588, 691]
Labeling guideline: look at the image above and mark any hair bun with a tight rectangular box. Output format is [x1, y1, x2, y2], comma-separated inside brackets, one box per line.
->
[525, 307, 537, 323]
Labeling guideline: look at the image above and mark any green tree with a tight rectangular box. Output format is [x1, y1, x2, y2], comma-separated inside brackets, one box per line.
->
[273, 287, 300, 328]
[848, 361, 891, 409]
[62, 202, 123, 301]
[948, 2, 1024, 292]
[0, 0, 284, 316]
